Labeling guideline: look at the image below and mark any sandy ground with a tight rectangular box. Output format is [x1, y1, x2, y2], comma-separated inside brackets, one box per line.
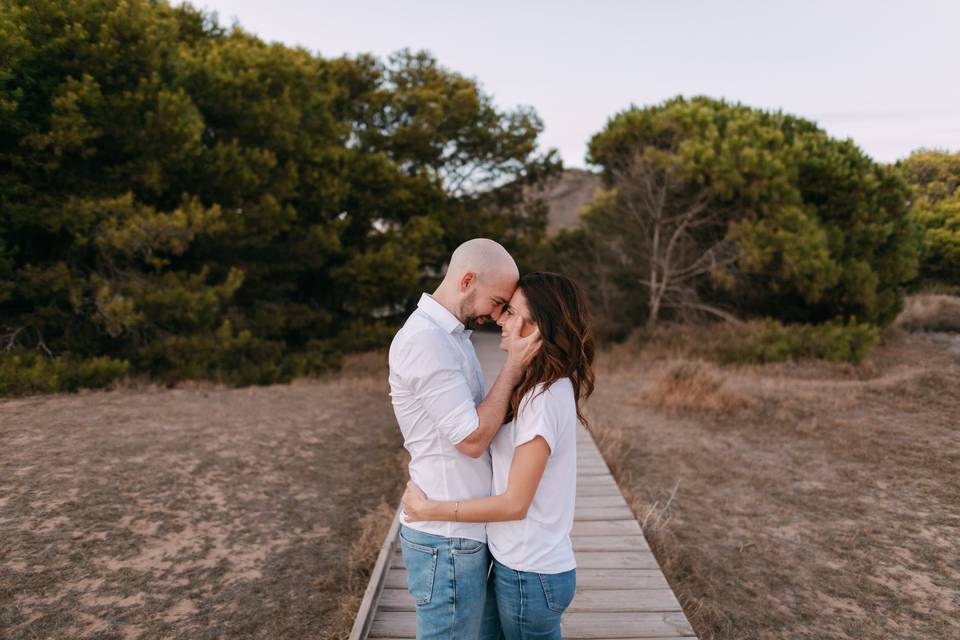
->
[586, 328, 960, 639]
[2, 322, 957, 639]
[1, 371, 405, 639]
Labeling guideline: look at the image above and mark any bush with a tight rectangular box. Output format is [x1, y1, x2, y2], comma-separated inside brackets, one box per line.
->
[0, 351, 129, 396]
[134, 319, 290, 386]
[713, 318, 879, 364]
[614, 317, 880, 367]
[895, 293, 960, 333]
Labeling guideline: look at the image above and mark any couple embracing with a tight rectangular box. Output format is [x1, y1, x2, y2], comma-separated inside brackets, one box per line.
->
[389, 238, 595, 639]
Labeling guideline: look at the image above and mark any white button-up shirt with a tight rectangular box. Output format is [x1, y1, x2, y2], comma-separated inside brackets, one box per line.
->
[389, 293, 490, 542]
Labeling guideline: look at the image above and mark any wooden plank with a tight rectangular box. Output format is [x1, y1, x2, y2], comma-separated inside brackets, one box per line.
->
[378, 588, 416, 611]
[384, 568, 409, 589]
[577, 450, 608, 461]
[561, 612, 696, 638]
[572, 520, 643, 536]
[576, 483, 628, 497]
[577, 468, 612, 477]
[577, 447, 607, 467]
[576, 495, 632, 508]
[574, 506, 635, 521]
[576, 478, 622, 491]
[577, 471, 618, 481]
[574, 551, 660, 569]
[368, 611, 695, 638]
[568, 568, 673, 590]
[576, 466, 611, 475]
[368, 611, 416, 638]
[572, 535, 650, 552]
[568, 589, 681, 612]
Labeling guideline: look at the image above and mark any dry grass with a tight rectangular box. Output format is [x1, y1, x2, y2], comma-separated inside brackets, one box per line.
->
[894, 293, 960, 332]
[338, 350, 389, 380]
[316, 498, 396, 640]
[586, 301, 960, 640]
[641, 360, 755, 414]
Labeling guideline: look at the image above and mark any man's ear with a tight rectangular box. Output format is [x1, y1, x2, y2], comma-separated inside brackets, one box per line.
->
[459, 271, 476, 293]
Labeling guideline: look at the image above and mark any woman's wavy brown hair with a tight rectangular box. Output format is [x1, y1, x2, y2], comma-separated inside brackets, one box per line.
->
[506, 272, 595, 427]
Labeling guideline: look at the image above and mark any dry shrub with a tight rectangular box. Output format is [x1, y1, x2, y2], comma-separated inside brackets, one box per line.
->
[316, 498, 397, 640]
[339, 350, 389, 380]
[895, 293, 960, 332]
[631, 486, 733, 640]
[642, 360, 753, 414]
[596, 322, 709, 372]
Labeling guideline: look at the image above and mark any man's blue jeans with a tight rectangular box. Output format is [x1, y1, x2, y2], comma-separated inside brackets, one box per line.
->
[479, 557, 577, 640]
[399, 525, 492, 639]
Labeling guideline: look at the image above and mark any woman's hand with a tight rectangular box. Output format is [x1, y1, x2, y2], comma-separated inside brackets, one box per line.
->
[401, 480, 429, 522]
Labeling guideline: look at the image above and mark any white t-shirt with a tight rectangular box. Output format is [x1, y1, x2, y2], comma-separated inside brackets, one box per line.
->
[389, 293, 490, 543]
[486, 378, 578, 573]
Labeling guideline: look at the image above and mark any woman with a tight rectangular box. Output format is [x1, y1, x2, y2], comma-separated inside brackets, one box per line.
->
[402, 271, 595, 640]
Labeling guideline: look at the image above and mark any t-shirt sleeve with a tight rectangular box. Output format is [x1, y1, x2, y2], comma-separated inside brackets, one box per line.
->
[513, 384, 558, 455]
[397, 334, 479, 445]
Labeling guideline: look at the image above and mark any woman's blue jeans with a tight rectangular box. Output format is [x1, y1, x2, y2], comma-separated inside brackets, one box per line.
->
[398, 525, 492, 639]
[479, 557, 577, 640]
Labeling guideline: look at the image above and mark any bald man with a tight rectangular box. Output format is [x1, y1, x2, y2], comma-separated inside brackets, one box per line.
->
[388, 238, 541, 639]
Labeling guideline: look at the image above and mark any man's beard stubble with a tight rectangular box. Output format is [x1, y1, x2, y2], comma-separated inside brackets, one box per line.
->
[458, 289, 486, 329]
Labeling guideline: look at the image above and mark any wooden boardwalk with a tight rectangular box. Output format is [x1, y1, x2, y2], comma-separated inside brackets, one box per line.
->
[349, 424, 697, 639]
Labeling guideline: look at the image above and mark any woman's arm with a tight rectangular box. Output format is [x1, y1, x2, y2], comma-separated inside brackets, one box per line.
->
[402, 436, 550, 523]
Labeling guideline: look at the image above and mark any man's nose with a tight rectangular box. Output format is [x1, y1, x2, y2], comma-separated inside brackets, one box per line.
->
[491, 306, 504, 322]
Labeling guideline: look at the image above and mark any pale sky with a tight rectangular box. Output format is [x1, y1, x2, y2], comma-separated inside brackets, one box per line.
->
[192, 0, 960, 168]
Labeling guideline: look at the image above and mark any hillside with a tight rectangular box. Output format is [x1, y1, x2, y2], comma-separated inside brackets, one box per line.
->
[530, 168, 602, 235]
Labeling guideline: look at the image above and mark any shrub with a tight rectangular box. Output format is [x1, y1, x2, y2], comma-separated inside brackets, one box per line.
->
[0, 351, 129, 396]
[713, 318, 879, 364]
[895, 293, 960, 333]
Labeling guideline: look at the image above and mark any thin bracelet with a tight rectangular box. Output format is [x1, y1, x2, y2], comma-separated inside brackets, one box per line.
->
[454, 501, 460, 522]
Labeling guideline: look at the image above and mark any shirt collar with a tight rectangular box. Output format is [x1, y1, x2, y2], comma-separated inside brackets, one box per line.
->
[417, 293, 469, 335]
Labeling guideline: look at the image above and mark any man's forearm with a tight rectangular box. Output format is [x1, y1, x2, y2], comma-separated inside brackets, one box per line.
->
[457, 364, 519, 456]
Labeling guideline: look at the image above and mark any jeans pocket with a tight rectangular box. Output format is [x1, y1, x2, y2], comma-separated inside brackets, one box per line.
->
[399, 530, 439, 605]
[452, 538, 485, 556]
[539, 569, 576, 613]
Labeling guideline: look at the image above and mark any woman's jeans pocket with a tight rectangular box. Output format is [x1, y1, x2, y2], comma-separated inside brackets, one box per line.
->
[539, 569, 576, 613]
[399, 530, 439, 605]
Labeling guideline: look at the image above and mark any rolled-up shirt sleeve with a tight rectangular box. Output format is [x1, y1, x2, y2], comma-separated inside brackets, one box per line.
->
[400, 335, 480, 445]
[513, 384, 558, 455]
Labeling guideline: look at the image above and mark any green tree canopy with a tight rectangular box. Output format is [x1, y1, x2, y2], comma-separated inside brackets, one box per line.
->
[551, 96, 921, 335]
[899, 149, 960, 286]
[0, 0, 557, 389]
